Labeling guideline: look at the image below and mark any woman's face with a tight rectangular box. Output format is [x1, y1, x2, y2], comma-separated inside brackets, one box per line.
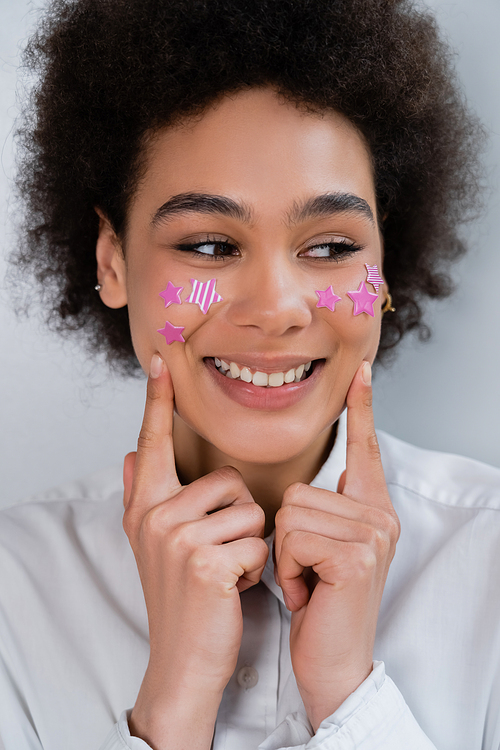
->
[104, 88, 384, 464]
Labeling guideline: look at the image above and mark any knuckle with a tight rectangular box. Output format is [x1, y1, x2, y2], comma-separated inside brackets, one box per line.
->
[353, 544, 377, 577]
[188, 546, 220, 583]
[362, 390, 373, 410]
[275, 504, 297, 532]
[248, 536, 270, 563]
[387, 511, 401, 544]
[168, 523, 196, 555]
[282, 527, 306, 551]
[141, 503, 173, 539]
[137, 426, 159, 451]
[146, 378, 163, 402]
[371, 506, 400, 543]
[368, 525, 391, 555]
[213, 465, 243, 484]
[366, 431, 381, 459]
[122, 506, 138, 540]
[246, 501, 266, 527]
[282, 481, 305, 506]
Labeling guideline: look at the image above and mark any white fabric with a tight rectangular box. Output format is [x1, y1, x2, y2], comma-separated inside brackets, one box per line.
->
[1, 413, 500, 749]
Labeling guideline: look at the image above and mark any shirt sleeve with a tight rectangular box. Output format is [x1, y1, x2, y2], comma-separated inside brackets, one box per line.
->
[99, 712, 152, 750]
[258, 662, 437, 750]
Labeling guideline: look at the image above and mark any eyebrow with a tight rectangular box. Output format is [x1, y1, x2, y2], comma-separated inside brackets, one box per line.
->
[150, 191, 374, 229]
[287, 193, 374, 226]
[150, 193, 253, 228]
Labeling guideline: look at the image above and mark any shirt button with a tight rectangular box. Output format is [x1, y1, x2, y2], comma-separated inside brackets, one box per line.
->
[236, 665, 259, 689]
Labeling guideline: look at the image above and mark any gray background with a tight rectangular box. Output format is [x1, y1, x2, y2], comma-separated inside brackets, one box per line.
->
[1, 0, 499, 510]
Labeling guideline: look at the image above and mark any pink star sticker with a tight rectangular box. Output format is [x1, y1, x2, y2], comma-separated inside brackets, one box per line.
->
[365, 264, 384, 292]
[347, 281, 379, 317]
[157, 320, 185, 344]
[315, 286, 342, 312]
[159, 282, 183, 308]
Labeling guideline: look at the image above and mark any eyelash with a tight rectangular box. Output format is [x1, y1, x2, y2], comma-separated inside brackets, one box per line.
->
[173, 238, 364, 261]
[174, 240, 239, 261]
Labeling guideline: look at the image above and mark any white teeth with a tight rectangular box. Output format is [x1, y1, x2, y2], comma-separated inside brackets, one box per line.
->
[269, 372, 284, 387]
[230, 362, 241, 379]
[240, 367, 252, 383]
[252, 371, 269, 387]
[214, 358, 315, 387]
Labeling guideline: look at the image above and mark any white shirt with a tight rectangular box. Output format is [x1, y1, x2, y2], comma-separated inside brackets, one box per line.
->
[1, 413, 500, 750]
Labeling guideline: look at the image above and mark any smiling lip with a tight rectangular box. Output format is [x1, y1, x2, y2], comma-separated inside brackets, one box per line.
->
[204, 357, 325, 411]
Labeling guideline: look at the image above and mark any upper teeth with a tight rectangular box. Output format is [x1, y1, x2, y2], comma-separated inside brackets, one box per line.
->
[214, 358, 312, 387]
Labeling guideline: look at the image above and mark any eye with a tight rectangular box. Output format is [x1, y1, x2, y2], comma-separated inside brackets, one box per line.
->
[174, 239, 239, 260]
[303, 239, 364, 260]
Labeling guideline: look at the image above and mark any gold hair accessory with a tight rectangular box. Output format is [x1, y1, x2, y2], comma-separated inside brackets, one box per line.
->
[381, 292, 395, 314]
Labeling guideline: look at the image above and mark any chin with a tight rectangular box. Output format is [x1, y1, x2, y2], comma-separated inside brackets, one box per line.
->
[205, 419, 333, 466]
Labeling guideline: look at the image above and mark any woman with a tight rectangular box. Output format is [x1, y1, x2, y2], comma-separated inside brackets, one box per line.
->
[1, 0, 499, 749]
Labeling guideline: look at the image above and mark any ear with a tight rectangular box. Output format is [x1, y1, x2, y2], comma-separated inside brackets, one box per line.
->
[95, 208, 128, 308]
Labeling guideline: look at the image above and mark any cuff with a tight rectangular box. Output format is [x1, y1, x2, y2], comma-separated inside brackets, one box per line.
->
[99, 711, 153, 750]
[260, 662, 437, 750]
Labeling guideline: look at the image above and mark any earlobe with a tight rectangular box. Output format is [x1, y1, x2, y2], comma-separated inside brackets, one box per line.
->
[95, 208, 128, 309]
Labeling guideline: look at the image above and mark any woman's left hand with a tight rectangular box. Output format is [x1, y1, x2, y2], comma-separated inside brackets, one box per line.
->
[274, 360, 400, 732]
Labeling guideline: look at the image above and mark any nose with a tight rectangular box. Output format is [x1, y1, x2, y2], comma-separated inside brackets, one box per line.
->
[226, 259, 313, 337]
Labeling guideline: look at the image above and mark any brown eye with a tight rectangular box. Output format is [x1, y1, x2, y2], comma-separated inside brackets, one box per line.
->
[303, 240, 364, 259]
[174, 240, 239, 258]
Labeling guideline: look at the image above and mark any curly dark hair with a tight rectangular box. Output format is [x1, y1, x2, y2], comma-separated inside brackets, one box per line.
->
[10, 0, 484, 374]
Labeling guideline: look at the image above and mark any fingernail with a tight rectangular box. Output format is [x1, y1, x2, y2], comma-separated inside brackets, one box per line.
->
[150, 353, 164, 379]
[361, 361, 372, 386]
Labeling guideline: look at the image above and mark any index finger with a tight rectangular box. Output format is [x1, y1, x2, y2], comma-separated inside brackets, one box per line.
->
[342, 360, 390, 508]
[128, 353, 181, 510]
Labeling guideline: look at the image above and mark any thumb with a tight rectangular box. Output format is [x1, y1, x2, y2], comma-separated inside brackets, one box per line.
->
[123, 451, 137, 509]
[337, 469, 346, 494]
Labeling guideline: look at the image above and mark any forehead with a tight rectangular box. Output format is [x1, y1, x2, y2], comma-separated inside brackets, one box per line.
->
[132, 87, 377, 222]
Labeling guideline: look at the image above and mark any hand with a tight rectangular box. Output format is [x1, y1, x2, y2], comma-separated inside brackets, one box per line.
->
[274, 360, 400, 732]
[122, 354, 268, 750]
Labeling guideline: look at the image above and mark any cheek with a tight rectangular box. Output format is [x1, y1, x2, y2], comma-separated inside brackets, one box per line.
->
[316, 268, 383, 355]
[127, 272, 224, 370]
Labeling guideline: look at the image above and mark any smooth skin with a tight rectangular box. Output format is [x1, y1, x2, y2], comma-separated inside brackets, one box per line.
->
[96, 87, 400, 749]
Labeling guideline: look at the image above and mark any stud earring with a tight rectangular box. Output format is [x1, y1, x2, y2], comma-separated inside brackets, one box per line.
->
[94, 283, 102, 291]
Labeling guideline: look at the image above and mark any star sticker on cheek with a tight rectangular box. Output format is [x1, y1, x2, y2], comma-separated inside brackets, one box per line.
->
[159, 282, 184, 308]
[157, 321, 186, 344]
[347, 281, 379, 317]
[187, 278, 223, 314]
[315, 286, 342, 312]
[365, 264, 384, 292]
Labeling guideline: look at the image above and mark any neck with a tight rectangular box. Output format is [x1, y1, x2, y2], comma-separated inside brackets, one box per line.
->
[173, 417, 337, 536]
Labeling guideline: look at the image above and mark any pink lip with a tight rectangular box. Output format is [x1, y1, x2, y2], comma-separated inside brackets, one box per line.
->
[204, 357, 325, 411]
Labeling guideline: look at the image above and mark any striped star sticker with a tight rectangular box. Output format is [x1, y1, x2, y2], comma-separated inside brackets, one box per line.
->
[365, 264, 384, 292]
[187, 278, 223, 314]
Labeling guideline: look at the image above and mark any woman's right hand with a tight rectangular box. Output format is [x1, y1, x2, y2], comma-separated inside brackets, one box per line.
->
[122, 353, 268, 750]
